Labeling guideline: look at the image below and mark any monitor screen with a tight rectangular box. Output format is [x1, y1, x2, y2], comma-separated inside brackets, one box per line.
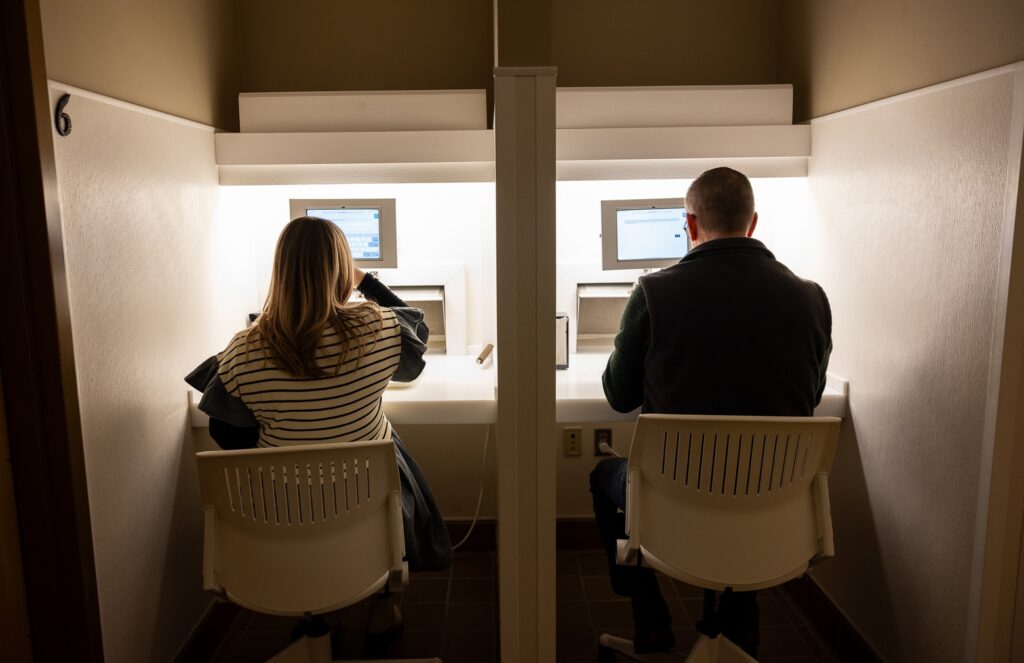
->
[306, 207, 382, 261]
[615, 206, 688, 263]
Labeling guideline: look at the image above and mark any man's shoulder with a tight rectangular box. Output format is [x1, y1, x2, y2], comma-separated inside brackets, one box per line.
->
[640, 248, 829, 309]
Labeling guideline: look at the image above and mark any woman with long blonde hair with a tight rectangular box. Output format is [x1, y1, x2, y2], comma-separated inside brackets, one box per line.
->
[187, 216, 452, 578]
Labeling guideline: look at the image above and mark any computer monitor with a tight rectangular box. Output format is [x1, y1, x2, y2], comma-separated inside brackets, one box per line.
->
[289, 198, 398, 268]
[600, 198, 689, 271]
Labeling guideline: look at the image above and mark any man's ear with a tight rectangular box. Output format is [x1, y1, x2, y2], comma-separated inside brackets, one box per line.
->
[746, 212, 758, 237]
[686, 213, 699, 243]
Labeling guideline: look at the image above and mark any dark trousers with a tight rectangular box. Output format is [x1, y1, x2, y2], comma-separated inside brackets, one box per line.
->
[589, 457, 672, 634]
[589, 457, 759, 652]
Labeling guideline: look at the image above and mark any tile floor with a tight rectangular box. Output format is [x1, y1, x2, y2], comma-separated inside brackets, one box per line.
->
[211, 550, 840, 662]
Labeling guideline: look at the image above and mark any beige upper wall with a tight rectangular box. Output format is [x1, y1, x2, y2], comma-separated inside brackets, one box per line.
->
[39, 0, 783, 131]
[236, 0, 494, 128]
[553, 0, 781, 89]
[39, 0, 493, 131]
[39, 1, 1024, 129]
[780, 0, 1024, 120]
[39, 0, 237, 129]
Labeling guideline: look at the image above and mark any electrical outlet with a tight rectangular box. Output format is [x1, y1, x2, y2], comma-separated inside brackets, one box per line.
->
[563, 426, 582, 457]
[594, 428, 613, 456]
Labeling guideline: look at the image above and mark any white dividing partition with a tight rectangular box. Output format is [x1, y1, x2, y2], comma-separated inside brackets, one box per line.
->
[494, 67, 558, 663]
[804, 65, 1024, 662]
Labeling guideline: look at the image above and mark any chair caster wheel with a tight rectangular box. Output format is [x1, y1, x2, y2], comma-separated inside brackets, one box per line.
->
[598, 644, 617, 662]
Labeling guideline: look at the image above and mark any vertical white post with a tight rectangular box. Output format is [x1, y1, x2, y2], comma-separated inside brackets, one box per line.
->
[493, 66, 557, 663]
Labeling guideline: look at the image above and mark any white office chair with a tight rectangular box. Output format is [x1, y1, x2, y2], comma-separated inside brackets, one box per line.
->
[196, 439, 441, 663]
[597, 414, 841, 663]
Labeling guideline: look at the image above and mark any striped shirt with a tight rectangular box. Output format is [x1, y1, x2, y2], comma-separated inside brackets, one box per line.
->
[217, 309, 402, 447]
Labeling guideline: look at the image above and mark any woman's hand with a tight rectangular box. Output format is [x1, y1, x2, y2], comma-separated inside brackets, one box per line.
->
[353, 266, 366, 288]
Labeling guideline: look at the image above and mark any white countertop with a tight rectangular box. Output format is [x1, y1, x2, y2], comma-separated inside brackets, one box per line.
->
[189, 352, 847, 426]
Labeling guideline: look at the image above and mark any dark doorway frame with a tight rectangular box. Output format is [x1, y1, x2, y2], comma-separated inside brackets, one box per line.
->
[0, 0, 104, 660]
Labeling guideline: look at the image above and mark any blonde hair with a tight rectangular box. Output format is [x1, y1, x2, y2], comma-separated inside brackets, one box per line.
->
[246, 216, 383, 378]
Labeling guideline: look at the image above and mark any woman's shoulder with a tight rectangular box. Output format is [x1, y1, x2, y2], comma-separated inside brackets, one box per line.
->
[377, 307, 402, 336]
[347, 302, 398, 327]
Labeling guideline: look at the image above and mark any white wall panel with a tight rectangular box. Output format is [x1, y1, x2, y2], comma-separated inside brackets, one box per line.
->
[806, 70, 1020, 662]
[48, 85, 257, 661]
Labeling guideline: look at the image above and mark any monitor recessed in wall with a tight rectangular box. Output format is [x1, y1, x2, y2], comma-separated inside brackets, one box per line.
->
[289, 198, 398, 269]
[600, 198, 689, 271]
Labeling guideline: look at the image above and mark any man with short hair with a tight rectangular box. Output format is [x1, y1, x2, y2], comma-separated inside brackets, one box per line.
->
[590, 167, 832, 656]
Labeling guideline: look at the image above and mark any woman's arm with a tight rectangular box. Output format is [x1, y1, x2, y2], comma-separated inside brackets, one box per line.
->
[352, 269, 431, 381]
[391, 308, 430, 382]
[185, 355, 260, 449]
[355, 268, 413, 310]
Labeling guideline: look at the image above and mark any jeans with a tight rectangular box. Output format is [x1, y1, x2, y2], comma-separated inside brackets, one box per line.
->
[589, 457, 672, 635]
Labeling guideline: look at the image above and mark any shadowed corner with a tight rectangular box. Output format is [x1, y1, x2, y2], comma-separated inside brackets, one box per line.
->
[205, 0, 241, 132]
[150, 408, 218, 661]
[807, 412, 895, 658]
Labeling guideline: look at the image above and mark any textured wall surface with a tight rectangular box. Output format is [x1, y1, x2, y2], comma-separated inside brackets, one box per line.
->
[805, 70, 1019, 661]
[40, 0, 237, 129]
[780, 0, 1024, 120]
[49, 91, 256, 661]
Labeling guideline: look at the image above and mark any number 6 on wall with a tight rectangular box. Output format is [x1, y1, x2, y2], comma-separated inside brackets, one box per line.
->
[54, 93, 71, 136]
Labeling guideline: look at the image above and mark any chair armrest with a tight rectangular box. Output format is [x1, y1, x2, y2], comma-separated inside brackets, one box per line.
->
[615, 538, 639, 566]
[619, 466, 642, 563]
[387, 491, 406, 573]
[625, 467, 641, 543]
[202, 506, 220, 594]
[813, 472, 835, 560]
[389, 562, 410, 591]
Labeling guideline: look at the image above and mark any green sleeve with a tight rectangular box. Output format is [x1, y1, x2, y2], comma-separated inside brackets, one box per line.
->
[815, 338, 832, 406]
[814, 284, 833, 406]
[602, 285, 651, 413]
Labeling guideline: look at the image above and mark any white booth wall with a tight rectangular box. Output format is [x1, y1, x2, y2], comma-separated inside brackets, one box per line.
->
[48, 87, 257, 662]
[803, 67, 1024, 662]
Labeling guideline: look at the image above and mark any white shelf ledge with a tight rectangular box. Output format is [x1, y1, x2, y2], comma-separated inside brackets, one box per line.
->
[556, 85, 793, 129]
[239, 89, 488, 133]
[557, 125, 810, 161]
[216, 84, 808, 183]
[215, 125, 809, 184]
[215, 129, 495, 166]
